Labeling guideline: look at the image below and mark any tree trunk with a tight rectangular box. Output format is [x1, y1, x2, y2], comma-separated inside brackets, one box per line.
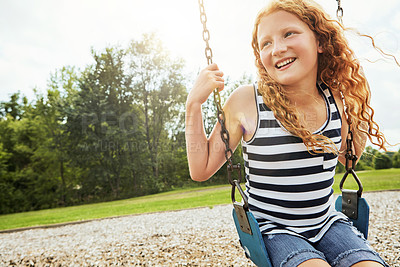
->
[60, 158, 66, 206]
[143, 90, 158, 179]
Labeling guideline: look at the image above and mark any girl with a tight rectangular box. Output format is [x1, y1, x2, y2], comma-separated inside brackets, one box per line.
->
[185, 0, 389, 266]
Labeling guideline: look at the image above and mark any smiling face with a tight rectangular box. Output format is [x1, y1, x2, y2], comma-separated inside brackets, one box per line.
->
[257, 10, 322, 90]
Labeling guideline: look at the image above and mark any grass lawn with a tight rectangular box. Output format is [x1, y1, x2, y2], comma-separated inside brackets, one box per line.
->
[0, 168, 399, 231]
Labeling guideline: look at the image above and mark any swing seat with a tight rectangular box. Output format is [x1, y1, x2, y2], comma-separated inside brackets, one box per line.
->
[335, 194, 369, 239]
[232, 208, 272, 267]
[232, 195, 369, 267]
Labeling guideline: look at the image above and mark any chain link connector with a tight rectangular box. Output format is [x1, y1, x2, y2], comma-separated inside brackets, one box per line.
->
[213, 89, 222, 108]
[227, 164, 249, 209]
[344, 127, 358, 172]
[340, 125, 363, 197]
[339, 169, 363, 197]
[199, 12, 207, 24]
[202, 29, 210, 42]
[336, 0, 343, 23]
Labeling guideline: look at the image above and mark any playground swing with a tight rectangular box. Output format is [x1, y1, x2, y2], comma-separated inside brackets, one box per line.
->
[196, 0, 370, 266]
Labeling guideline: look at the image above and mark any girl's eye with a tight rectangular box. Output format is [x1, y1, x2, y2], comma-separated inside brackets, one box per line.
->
[262, 41, 272, 48]
[285, 32, 294, 38]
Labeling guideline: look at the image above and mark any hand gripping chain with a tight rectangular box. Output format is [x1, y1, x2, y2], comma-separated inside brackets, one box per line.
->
[197, 0, 247, 207]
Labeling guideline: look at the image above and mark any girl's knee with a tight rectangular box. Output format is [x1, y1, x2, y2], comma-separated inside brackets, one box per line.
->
[298, 258, 331, 267]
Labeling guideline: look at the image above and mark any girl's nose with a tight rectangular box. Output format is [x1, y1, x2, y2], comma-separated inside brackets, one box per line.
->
[272, 40, 287, 56]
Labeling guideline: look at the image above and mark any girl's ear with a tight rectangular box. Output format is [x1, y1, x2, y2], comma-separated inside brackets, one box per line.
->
[317, 40, 323, 53]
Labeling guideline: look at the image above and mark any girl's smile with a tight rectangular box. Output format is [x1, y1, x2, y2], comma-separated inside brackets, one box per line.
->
[275, 57, 296, 70]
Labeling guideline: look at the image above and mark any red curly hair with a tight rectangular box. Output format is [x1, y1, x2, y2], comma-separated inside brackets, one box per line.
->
[252, 0, 388, 153]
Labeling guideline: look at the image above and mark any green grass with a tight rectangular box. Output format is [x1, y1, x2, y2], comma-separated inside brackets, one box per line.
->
[332, 168, 400, 192]
[1, 169, 399, 231]
[0, 185, 232, 231]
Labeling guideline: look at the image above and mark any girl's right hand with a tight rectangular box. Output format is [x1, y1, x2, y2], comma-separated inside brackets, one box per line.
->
[187, 63, 224, 105]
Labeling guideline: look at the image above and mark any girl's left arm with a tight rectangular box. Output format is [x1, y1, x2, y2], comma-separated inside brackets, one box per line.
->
[337, 67, 371, 166]
[338, 119, 368, 166]
[335, 94, 368, 166]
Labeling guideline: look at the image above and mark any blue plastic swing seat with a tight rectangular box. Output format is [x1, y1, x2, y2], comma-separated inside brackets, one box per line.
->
[232, 209, 272, 267]
[232, 196, 370, 267]
[335, 195, 370, 239]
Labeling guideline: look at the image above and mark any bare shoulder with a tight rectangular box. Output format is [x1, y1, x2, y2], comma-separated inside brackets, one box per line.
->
[226, 84, 255, 107]
[225, 84, 258, 141]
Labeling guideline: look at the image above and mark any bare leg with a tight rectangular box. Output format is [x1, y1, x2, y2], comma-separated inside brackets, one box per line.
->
[298, 259, 331, 267]
[352, 261, 384, 267]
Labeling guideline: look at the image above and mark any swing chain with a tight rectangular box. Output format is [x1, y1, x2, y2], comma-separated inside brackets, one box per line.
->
[340, 124, 363, 197]
[197, 0, 235, 172]
[345, 127, 358, 172]
[336, 0, 344, 23]
[198, 0, 213, 66]
[197, 0, 246, 208]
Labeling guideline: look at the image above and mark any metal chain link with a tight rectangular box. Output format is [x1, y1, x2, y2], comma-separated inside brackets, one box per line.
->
[198, 0, 213, 66]
[340, 124, 364, 197]
[336, 0, 343, 24]
[345, 126, 357, 172]
[197, 0, 235, 173]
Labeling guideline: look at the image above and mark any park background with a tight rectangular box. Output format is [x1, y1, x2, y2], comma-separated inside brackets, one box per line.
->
[1, 0, 400, 216]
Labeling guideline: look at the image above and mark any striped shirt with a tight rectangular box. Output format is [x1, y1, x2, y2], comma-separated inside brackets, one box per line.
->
[242, 82, 346, 242]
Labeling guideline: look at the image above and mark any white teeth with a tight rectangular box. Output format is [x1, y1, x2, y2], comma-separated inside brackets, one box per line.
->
[276, 58, 295, 68]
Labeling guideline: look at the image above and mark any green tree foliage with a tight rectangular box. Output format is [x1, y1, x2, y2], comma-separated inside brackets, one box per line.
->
[126, 33, 188, 191]
[335, 163, 345, 174]
[374, 152, 393, 169]
[37, 66, 81, 206]
[357, 146, 377, 170]
[0, 34, 190, 214]
[0, 94, 42, 213]
[393, 149, 400, 168]
[67, 46, 139, 200]
[0, 143, 12, 213]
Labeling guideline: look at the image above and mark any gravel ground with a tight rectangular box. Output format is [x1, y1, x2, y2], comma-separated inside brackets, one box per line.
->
[0, 191, 399, 266]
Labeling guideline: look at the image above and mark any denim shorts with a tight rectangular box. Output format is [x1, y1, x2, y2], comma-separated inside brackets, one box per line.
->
[263, 220, 388, 267]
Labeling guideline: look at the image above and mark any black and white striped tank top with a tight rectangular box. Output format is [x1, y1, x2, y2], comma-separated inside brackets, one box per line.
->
[242, 82, 346, 242]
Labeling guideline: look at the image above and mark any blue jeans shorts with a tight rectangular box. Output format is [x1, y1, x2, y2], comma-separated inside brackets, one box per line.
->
[263, 220, 388, 267]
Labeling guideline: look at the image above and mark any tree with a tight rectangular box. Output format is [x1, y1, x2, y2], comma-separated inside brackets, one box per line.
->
[392, 149, 400, 168]
[374, 152, 392, 169]
[66, 46, 142, 200]
[0, 92, 26, 120]
[335, 163, 345, 174]
[0, 94, 42, 213]
[34, 66, 81, 206]
[358, 146, 377, 169]
[0, 33, 196, 213]
[0, 142, 12, 213]
[126, 33, 188, 190]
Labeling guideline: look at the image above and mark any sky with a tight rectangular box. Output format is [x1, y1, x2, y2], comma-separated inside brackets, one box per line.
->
[0, 0, 399, 149]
